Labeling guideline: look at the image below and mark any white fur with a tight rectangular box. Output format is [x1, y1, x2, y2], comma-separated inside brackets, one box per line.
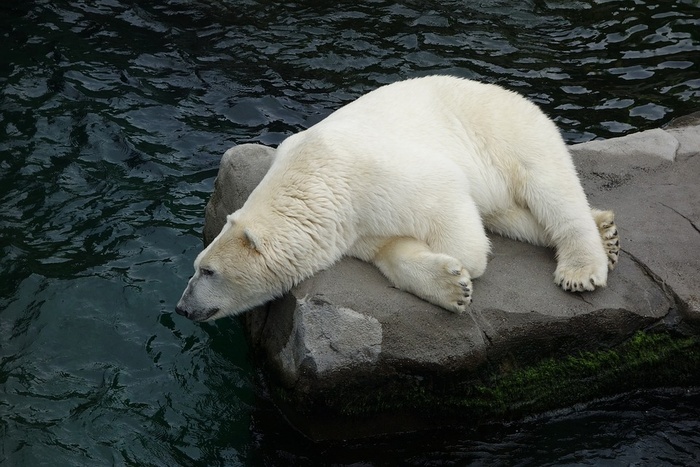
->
[176, 76, 616, 321]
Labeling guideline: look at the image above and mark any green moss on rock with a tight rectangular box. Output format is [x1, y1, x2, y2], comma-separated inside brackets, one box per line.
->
[326, 331, 700, 420]
[462, 331, 700, 418]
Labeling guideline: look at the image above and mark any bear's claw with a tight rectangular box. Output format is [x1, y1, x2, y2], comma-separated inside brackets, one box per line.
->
[449, 267, 472, 313]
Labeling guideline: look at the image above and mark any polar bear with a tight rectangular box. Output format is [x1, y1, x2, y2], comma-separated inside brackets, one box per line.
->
[176, 75, 619, 322]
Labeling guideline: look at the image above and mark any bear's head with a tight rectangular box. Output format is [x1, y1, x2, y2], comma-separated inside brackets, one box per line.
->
[175, 214, 284, 321]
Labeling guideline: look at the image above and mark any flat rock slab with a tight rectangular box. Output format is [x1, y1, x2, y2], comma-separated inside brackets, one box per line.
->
[202, 115, 700, 440]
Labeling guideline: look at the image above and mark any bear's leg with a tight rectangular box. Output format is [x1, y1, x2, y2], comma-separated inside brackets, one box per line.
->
[485, 205, 620, 271]
[522, 171, 610, 292]
[483, 207, 552, 247]
[372, 237, 473, 313]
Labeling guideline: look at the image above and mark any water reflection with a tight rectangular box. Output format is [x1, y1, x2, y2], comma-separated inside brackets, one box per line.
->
[1, 0, 699, 464]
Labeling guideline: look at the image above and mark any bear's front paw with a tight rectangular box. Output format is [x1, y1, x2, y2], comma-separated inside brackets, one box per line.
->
[378, 247, 475, 314]
[554, 262, 607, 293]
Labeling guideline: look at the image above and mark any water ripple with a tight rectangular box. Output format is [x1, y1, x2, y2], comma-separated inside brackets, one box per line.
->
[1, 0, 699, 464]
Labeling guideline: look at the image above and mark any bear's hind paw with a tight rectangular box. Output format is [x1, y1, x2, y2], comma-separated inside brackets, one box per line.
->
[600, 222, 620, 271]
[593, 209, 620, 271]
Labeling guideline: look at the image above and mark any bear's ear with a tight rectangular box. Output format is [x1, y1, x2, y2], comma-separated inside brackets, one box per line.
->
[242, 228, 262, 253]
[226, 212, 240, 224]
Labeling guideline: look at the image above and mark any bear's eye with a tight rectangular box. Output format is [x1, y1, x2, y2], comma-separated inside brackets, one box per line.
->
[200, 267, 215, 277]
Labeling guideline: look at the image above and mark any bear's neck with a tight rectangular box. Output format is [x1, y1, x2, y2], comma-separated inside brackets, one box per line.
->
[254, 179, 354, 288]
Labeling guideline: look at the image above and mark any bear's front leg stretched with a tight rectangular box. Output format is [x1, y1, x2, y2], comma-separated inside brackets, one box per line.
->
[372, 237, 473, 313]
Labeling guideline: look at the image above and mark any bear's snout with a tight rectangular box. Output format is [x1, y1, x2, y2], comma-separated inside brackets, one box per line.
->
[175, 303, 220, 322]
[175, 305, 191, 319]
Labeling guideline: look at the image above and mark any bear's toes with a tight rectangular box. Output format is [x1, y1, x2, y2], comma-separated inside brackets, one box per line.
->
[446, 268, 472, 313]
[554, 262, 607, 293]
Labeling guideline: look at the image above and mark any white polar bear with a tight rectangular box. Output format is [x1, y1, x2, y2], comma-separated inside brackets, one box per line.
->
[176, 75, 619, 322]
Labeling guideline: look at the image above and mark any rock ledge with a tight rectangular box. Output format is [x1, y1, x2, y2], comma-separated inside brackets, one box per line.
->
[203, 115, 700, 440]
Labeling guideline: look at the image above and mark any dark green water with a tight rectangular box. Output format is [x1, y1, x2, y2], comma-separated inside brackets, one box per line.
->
[1, 0, 698, 465]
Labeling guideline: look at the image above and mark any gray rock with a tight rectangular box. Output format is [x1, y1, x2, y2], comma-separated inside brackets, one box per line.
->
[259, 295, 383, 387]
[203, 144, 275, 245]
[202, 115, 700, 439]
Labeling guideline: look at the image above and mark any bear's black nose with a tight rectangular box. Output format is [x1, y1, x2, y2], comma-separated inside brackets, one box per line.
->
[175, 306, 189, 318]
